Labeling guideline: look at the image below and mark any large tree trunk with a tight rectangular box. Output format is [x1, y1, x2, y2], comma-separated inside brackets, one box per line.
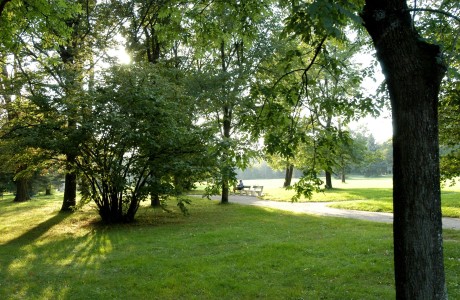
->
[362, 1, 447, 299]
[13, 177, 30, 202]
[283, 163, 294, 187]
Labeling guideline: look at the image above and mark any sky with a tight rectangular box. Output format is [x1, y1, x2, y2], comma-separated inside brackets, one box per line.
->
[350, 115, 393, 144]
[350, 50, 393, 144]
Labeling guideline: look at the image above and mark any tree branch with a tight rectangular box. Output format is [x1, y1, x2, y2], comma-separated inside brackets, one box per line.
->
[407, 8, 460, 23]
[272, 35, 327, 89]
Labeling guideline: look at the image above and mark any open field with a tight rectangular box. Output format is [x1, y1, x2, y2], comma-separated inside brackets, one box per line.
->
[209, 176, 460, 218]
[1, 193, 459, 299]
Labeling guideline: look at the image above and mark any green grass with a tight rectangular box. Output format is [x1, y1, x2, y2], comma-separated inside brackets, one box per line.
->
[325, 179, 460, 218]
[222, 176, 460, 218]
[1, 193, 460, 299]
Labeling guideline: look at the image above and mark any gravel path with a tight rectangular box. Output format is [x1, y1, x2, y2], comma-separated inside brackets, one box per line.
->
[205, 195, 460, 230]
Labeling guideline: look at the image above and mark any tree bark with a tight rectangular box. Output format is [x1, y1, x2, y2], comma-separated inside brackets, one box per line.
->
[362, 1, 447, 299]
[221, 103, 231, 204]
[61, 154, 77, 211]
[13, 177, 30, 202]
[151, 193, 161, 207]
[324, 170, 332, 189]
[283, 163, 294, 187]
[45, 185, 52, 195]
[220, 40, 232, 204]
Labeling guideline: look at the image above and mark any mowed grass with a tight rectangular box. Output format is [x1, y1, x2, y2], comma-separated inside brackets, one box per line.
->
[1, 193, 460, 299]
[239, 176, 460, 218]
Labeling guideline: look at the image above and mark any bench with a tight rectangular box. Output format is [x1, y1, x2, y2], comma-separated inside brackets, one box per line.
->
[251, 185, 264, 197]
[234, 185, 252, 195]
[234, 185, 264, 197]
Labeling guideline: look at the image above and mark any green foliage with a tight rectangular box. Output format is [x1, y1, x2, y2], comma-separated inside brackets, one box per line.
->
[439, 75, 460, 185]
[182, 0, 277, 199]
[75, 64, 209, 223]
[346, 130, 392, 177]
[255, 32, 379, 198]
[0, 0, 79, 51]
[283, 0, 363, 43]
[406, 0, 460, 184]
[290, 168, 323, 201]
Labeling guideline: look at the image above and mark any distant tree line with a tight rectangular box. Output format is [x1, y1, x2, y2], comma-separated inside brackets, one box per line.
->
[237, 128, 392, 182]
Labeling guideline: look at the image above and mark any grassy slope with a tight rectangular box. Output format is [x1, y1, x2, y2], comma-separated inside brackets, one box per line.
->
[1, 194, 459, 299]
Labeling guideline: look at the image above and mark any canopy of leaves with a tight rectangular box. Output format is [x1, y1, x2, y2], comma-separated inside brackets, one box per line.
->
[77, 64, 210, 223]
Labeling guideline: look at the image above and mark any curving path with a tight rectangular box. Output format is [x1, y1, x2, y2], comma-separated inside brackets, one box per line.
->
[205, 195, 460, 230]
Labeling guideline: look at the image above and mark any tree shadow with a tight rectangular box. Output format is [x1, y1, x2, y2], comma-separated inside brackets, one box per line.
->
[0, 212, 110, 299]
[3, 211, 71, 247]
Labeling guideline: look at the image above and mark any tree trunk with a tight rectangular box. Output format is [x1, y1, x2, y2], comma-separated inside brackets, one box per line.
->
[151, 193, 161, 207]
[13, 177, 30, 202]
[61, 153, 77, 211]
[324, 170, 332, 189]
[221, 104, 231, 204]
[362, 1, 447, 299]
[283, 164, 294, 187]
[45, 185, 52, 195]
[220, 40, 232, 205]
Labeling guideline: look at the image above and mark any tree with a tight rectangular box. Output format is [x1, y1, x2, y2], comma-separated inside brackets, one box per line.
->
[189, 0, 273, 204]
[305, 49, 371, 189]
[0, 0, 87, 206]
[256, 29, 375, 193]
[361, 1, 447, 298]
[76, 64, 208, 223]
[123, 0, 185, 65]
[347, 128, 392, 177]
[0, 53, 31, 201]
[121, 0, 191, 207]
[10, 0, 125, 211]
[284, 0, 451, 297]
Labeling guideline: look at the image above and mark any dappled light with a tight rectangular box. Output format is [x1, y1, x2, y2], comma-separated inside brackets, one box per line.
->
[1, 0, 459, 298]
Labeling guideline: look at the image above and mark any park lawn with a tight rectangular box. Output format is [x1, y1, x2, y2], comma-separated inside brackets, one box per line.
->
[1, 193, 460, 299]
[240, 176, 460, 218]
[327, 180, 460, 218]
[242, 176, 394, 202]
[192, 176, 394, 202]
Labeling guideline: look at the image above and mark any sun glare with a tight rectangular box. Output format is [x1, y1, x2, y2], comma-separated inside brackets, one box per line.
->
[108, 47, 131, 65]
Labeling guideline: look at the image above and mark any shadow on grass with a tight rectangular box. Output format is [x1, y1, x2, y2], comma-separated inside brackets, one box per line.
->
[3, 211, 71, 247]
[0, 194, 60, 219]
[0, 211, 110, 299]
